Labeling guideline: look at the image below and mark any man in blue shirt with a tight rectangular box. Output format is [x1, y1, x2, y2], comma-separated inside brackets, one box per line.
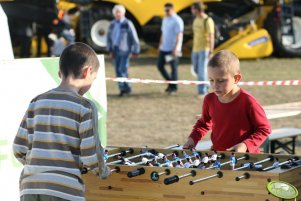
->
[107, 4, 140, 96]
[157, 3, 184, 95]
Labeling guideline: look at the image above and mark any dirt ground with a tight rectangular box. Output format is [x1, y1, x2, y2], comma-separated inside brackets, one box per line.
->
[104, 57, 301, 155]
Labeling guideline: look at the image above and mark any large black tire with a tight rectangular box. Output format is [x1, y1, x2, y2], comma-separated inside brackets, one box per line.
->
[265, 10, 301, 57]
[84, 6, 114, 52]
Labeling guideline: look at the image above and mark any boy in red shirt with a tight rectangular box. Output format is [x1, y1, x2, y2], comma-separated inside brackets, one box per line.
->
[183, 50, 271, 153]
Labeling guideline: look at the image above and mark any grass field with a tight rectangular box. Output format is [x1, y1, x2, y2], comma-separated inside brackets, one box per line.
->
[104, 56, 301, 154]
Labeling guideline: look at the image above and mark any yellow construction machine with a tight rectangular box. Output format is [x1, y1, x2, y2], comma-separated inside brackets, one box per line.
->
[2, 0, 301, 58]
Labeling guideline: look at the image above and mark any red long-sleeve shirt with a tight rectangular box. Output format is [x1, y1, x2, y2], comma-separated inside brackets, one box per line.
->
[190, 89, 271, 153]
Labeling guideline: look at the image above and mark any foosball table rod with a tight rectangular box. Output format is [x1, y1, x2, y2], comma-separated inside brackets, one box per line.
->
[81, 166, 120, 174]
[189, 171, 223, 185]
[207, 154, 250, 170]
[233, 155, 274, 171]
[107, 148, 134, 159]
[235, 172, 250, 181]
[261, 157, 299, 171]
[164, 170, 197, 185]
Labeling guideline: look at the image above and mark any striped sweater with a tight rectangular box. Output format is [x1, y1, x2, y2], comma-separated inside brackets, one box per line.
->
[13, 88, 110, 201]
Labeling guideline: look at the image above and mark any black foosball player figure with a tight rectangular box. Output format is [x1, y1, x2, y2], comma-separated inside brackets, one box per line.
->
[146, 161, 153, 167]
[175, 160, 184, 168]
[229, 152, 237, 170]
[208, 160, 214, 169]
[152, 158, 162, 167]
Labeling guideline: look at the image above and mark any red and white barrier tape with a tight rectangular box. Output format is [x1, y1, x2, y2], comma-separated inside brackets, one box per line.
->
[105, 77, 301, 86]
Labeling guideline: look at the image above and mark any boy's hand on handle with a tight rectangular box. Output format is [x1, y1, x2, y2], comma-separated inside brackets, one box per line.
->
[226, 143, 247, 153]
[183, 137, 195, 149]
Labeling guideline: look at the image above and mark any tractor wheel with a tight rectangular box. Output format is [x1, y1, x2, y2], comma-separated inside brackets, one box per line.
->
[265, 11, 301, 57]
[86, 6, 113, 52]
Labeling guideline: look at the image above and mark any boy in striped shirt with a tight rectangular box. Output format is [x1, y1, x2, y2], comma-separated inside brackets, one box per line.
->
[13, 42, 110, 201]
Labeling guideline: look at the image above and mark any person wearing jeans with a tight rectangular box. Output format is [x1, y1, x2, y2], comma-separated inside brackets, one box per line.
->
[157, 3, 184, 95]
[192, 51, 209, 95]
[113, 47, 131, 93]
[191, 2, 215, 98]
[107, 4, 140, 96]
[157, 50, 179, 92]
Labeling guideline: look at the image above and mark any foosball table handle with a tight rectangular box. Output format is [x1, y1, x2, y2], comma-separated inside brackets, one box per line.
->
[164, 176, 180, 185]
[127, 168, 145, 178]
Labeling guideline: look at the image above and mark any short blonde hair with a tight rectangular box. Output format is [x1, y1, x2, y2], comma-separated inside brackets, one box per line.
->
[208, 50, 240, 75]
[112, 4, 126, 15]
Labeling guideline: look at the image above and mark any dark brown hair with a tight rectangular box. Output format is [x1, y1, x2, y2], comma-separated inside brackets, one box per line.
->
[164, 3, 174, 8]
[59, 42, 99, 78]
[192, 2, 204, 12]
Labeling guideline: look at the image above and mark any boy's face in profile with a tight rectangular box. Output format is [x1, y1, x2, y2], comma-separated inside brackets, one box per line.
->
[208, 66, 240, 98]
[79, 66, 98, 95]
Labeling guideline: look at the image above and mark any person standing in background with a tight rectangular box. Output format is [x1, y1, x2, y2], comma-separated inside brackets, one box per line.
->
[157, 3, 184, 95]
[191, 2, 215, 98]
[107, 4, 140, 97]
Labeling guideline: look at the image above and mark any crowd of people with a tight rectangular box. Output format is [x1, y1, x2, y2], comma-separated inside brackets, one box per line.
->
[107, 2, 214, 97]
[17, 8, 75, 58]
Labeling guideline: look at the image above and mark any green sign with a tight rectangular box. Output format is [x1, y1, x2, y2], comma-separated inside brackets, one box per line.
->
[267, 181, 299, 199]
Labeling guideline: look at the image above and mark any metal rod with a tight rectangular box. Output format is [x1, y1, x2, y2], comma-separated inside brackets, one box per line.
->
[164, 170, 196, 185]
[179, 172, 193, 179]
[107, 152, 149, 165]
[164, 144, 180, 149]
[189, 171, 223, 185]
[233, 156, 272, 171]
[261, 158, 297, 171]
[107, 148, 134, 159]
[253, 156, 273, 165]
[207, 154, 249, 170]
[235, 172, 250, 181]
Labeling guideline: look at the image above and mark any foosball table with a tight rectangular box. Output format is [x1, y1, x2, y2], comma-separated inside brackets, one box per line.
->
[82, 145, 301, 201]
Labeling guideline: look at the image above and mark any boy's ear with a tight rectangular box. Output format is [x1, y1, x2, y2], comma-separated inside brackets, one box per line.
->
[234, 74, 241, 83]
[82, 66, 93, 78]
[82, 67, 88, 78]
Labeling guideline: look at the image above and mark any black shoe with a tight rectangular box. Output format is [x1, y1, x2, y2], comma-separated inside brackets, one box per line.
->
[165, 86, 171, 93]
[119, 91, 131, 97]
[168, 88, 177, 95]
